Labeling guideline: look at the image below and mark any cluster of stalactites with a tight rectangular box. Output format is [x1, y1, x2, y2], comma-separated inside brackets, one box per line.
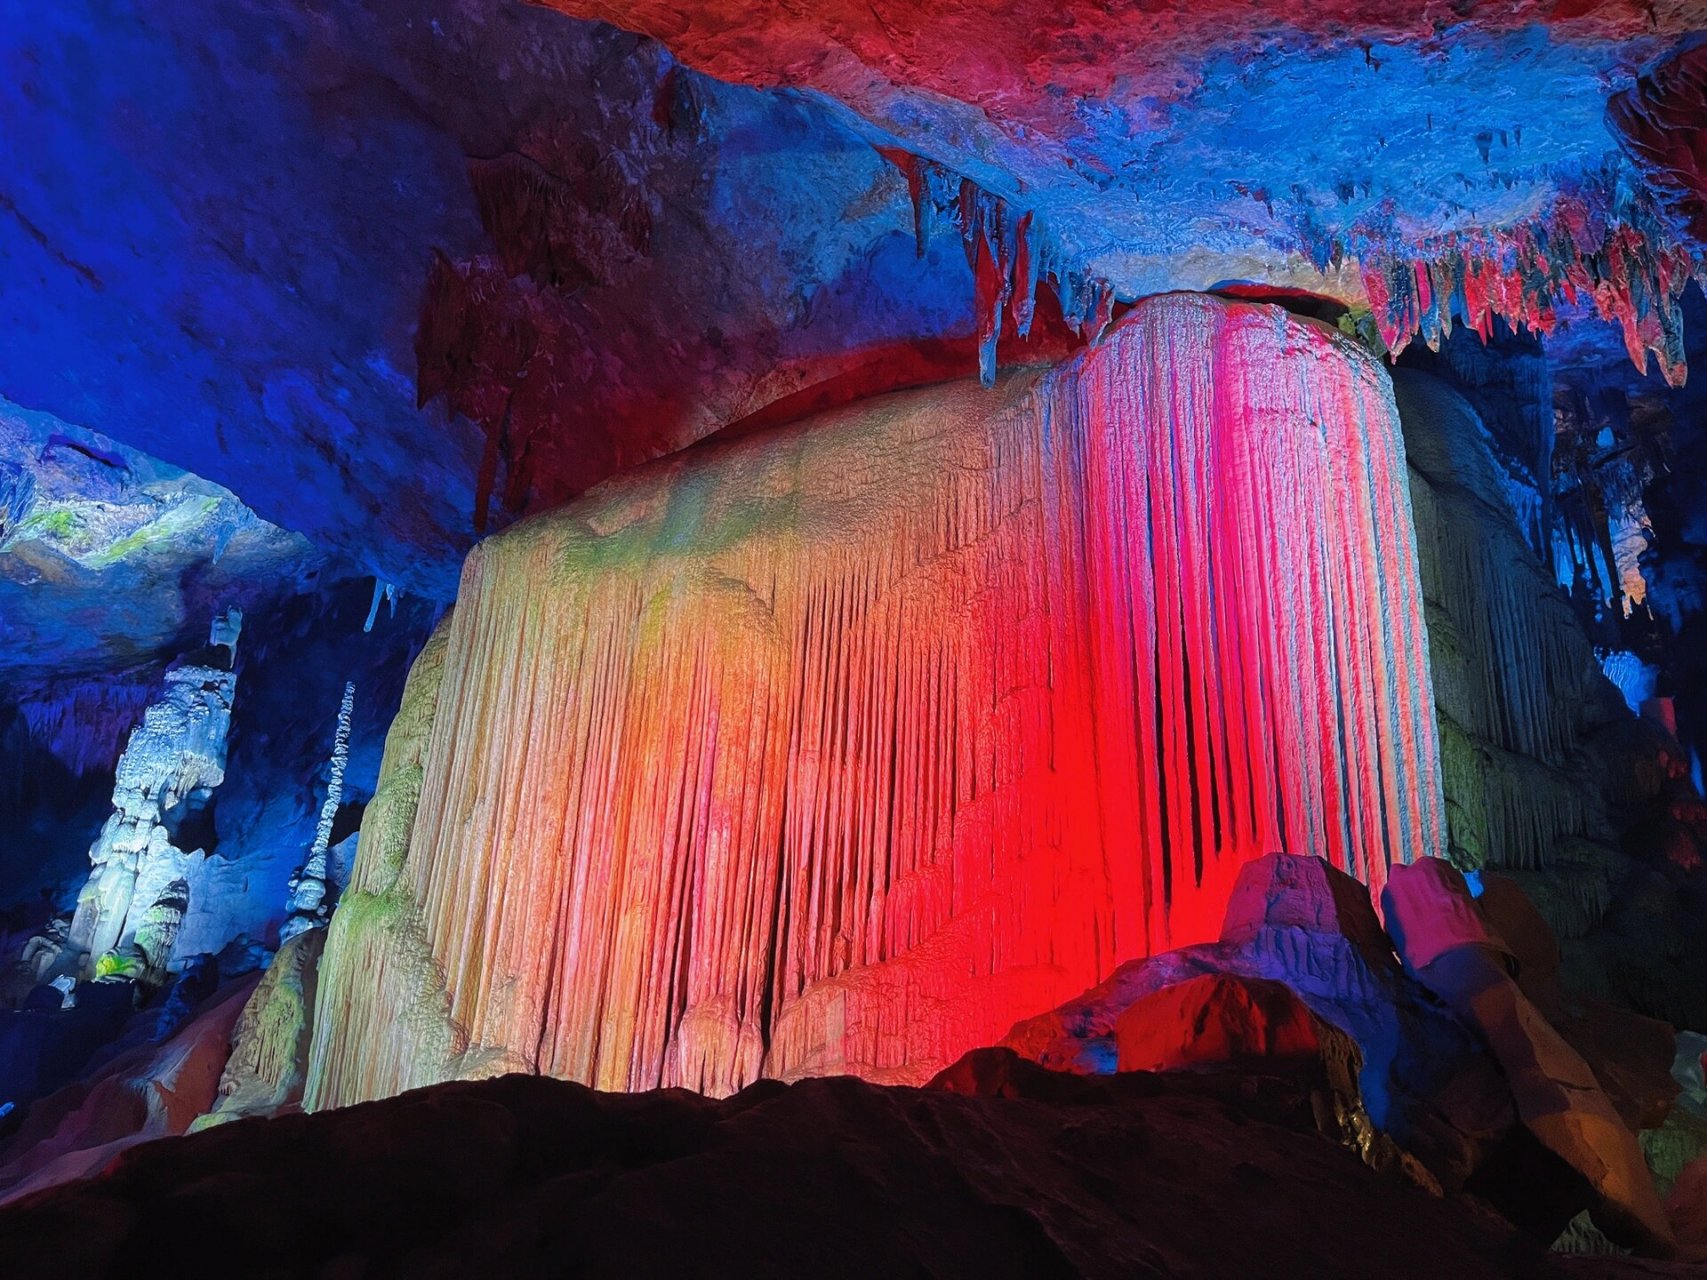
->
[876, 148, 1117, 388]
[1552, 476, 1655, 617]
[1360, 189, 1700, 387]
[280, 681, 356, 946]
[1398, 372, 1617, 876]
[1550, 388, 1663, 619]
[877, 144, 1700, 396]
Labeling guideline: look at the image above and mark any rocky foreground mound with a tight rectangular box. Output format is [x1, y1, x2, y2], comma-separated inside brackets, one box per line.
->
[0, 1053, 1691, 1280]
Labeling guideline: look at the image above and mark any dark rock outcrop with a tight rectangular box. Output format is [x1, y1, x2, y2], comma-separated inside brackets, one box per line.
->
[0, 975, 257, 1204]
[1004, 853, 1516, 1194]
[1384, 858, 1675, 1255]
[1006, 852, 1684, 1256]
[0, 1061, 1684, 1280]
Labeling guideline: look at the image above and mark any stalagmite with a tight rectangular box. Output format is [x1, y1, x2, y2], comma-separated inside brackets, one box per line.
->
[57, 610, 243, 986]
[306, 293, 1445, 1109]
[280, 681, 356, 945]
[189, 929, 327, 1130]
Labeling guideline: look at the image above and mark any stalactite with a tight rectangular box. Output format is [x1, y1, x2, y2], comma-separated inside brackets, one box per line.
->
[1359, 184, 1700, 387]
[1423, 515, 1590, 763]
[307, 293, 1444, 1110]
[1551, 386, 1664, 619]
[363, 580, 397, 634]
[874, 148, 1701, 398]
[875, 146, 1119, 387]
[280, 681, 356, 945]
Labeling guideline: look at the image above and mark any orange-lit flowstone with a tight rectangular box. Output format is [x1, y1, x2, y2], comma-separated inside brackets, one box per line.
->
[306, 292, 1445, 1108]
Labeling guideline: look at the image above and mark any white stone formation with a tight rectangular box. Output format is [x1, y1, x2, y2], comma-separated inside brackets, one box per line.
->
[61, 608, 242, 984]
[280, 680, 356, 945]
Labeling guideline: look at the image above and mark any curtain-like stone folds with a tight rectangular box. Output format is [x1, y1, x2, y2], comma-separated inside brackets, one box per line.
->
[307, 293, 1444, 1108]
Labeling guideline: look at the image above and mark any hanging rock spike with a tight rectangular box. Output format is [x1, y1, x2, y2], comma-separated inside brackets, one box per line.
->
[874, 143, 1117, 386]
[1358, 188, 1700, 386]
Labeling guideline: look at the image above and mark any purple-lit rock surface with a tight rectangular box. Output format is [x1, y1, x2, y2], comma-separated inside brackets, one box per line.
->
[1003, 852, 1689, 1253]
[1003, 854, 1514, 1191]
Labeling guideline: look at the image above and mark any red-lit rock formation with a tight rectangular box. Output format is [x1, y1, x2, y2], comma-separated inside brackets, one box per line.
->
[1112, 972, 1359, 1082]
[1609, 43, 1707, 250]
[1003, 853, 1513, 1195]
[1002, 850, 1688, 1254]
[306, 292, 1445, 1108]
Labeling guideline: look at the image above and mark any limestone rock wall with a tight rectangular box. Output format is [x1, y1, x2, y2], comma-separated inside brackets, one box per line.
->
[306, 292, 1445, 1107]
[1397, 368, 1707, 1026]
[1396, 369, 1621, 877]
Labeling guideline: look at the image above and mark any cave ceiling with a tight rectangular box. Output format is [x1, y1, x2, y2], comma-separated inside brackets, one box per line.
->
[2, 0, 1704, 605]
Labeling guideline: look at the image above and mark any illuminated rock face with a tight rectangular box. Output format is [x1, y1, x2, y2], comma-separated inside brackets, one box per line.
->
[306, 292, 1444, 1108]
[51, 611, 244, 986]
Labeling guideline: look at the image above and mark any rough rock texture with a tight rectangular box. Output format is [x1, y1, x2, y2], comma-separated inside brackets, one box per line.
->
[0, 2, 1002, 589]
[544, 1, 1707, 378]
[1397, 367, 1627, 878]
[1477, 870, 1681, 1136]
[1003, 854, 1514, 1189]
[1658, 1032, 1707, 1169]
[1608, 42, 1707, 248]
[0, 975, 256, 1204]
[6, 2, 1702, 597]
[188, 929, 326, 1133]
[1637, 1033, 1707, 1264]
[1110, 971, 1375, 1175]
[1219, 847, 1397, 963]
[1670, 1154, 1707, 1263]
[1396, 365, 1707, 1029]
[29, 612, 244, 990]
[1382, 857, 1674, 1254]
[0, 398, 323, 683]
[0, 1061, 1690, 1280]
[998, 849, 1707, 1251]
[0, 979, 138, 1115]
[306, 293, 1445, 1107]
[1115, 972, 1355, 1075]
